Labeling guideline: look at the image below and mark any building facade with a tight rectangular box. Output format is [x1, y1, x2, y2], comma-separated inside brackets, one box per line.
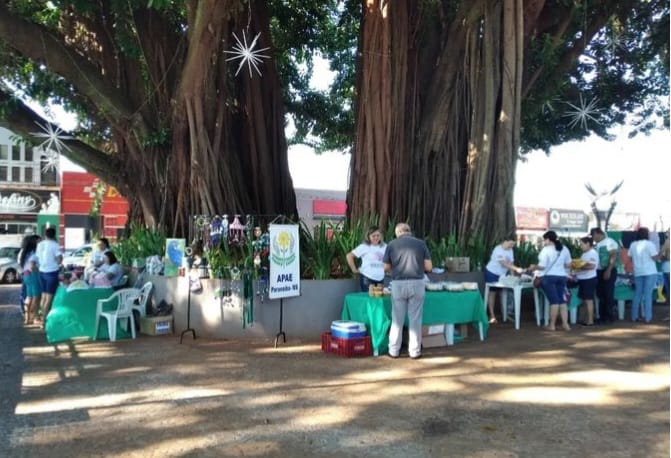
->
[60, 171, 129, 249]
[0, 126, 60, 245]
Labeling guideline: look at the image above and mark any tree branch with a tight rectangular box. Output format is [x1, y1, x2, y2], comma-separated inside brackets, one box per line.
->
[0, 2, 136, 122]
[0, 89, 123, 185]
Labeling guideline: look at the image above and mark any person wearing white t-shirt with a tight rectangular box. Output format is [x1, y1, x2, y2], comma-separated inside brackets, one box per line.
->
[484, 235, 524, 324]
[528, 231, 572, 331]
[590, 227, 619, 324]
[346, 226, 387, 292]
[573, 236, 599, 326]
[660, 233, 670, 321]
[628, 227, 660, 323]
[35, 227, 62, 328]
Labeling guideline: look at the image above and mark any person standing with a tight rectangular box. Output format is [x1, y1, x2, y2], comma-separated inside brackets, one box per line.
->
[346, 226, 387, 292]
[660, 232, 670, 321]
[484, 235, 524, 323]
[19, 235, 41, 325]
[529, 231, 572, 331]
[590, 227, 619, 324]
[35, 227, 62, 327]
[574, 236, 599, 326]
[628, 227, 660, 323]
[382, 223, 432, 360]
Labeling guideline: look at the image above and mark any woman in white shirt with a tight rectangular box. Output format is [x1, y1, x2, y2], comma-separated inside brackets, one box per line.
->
[529, 231, 572, 331]
[574, 236, 599, 326]
[346, 226, 387, 292]
[484, 235, 524, 324]
[628, 227, 660, 323]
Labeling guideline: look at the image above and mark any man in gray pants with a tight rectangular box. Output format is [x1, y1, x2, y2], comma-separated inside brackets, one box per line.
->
[383, 223, 432, 359]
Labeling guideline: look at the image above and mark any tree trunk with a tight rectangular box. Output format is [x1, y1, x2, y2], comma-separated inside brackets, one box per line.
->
[349, 0, 524, 248]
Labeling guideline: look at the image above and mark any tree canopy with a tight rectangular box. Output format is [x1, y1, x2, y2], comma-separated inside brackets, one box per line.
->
[0, 0, 668, 242]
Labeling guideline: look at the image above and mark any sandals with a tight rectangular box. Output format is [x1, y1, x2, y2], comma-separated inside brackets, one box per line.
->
[488, 317, 498, 324]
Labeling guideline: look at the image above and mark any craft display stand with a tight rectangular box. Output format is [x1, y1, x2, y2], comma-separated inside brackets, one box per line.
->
[179, 213, 294, 347]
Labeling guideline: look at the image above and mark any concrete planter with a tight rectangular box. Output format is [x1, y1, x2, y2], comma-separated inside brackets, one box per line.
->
[147, 275, 358, 339]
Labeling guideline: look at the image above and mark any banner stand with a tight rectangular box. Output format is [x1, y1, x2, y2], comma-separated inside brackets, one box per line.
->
[180, 278, 196, 344]
[274, 298, 286, 348]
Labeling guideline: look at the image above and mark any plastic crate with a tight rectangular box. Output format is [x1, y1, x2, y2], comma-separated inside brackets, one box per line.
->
[322, 332, 372, 357]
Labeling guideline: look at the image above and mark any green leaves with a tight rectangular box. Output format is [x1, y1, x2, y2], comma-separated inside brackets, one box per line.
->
[300, 220, 339, 280]
[113, 223, 166, 266]
[513, 241, 540, 269]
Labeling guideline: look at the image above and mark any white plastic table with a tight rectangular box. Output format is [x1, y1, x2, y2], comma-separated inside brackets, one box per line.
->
[483, 281, 540, 330]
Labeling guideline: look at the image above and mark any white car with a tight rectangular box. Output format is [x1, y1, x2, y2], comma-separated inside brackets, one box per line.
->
[62, 244, 96, 268]
[0, 246, 22, 283]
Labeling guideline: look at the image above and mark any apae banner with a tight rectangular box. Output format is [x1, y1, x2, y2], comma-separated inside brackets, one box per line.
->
[269, 224, 300, 299]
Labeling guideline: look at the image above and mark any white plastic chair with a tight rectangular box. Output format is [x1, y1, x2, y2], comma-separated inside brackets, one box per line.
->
[133, 281, 153, 317]
[114, 274, 129, 289]
[95, 288, 141, 341]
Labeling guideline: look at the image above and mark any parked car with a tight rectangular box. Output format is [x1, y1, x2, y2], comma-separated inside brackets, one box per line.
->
[0, 246, 22, 283]
[62, 243, 96, 269]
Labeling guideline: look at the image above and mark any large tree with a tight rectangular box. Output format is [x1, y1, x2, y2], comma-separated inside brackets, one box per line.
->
[345, 0, 668, 245]
[0, 0, 301, 236]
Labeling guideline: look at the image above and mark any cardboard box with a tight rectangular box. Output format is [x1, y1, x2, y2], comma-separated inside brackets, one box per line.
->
[445, 257, 470, 273]
[140, 315, 173, 336]
[422, 333, 448, 348]
[423, 324, 445, 336]
[422, 324, 447, 348]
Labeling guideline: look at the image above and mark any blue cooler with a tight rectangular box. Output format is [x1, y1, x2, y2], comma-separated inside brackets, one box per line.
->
[330, 320, 367, 339]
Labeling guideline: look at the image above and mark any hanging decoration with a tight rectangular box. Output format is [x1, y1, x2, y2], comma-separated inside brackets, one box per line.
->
[31, 121, 73, 173]
[228, 215, 246, 245]
[221, 214, 229, 240]
[562, 94, 601, 130]
[188, 213, 274, 327]
[224, 30, 270, 78]
[209, 216, 222, 247]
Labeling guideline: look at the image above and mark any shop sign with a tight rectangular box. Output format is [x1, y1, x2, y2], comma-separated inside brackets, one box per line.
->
[0, 190, 42, 214]
[548, 208, 588, 231]
[515, 207, 548, 230]
[269, 224, 300, 299]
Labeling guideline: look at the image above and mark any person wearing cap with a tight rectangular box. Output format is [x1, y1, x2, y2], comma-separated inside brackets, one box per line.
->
[132, 258, 147, 289]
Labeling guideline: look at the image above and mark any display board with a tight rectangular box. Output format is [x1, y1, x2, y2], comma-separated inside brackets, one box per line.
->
[269, 224, 300, 299]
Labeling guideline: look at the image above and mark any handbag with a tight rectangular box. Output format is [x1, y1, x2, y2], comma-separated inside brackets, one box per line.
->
[533, 250, 561, 288]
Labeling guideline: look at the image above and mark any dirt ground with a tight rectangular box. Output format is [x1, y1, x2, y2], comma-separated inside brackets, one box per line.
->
[1, 283, 669, 458]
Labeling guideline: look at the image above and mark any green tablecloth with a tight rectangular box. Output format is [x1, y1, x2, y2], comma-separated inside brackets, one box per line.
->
[341, 291, 489, 355]
[45, 287, 130, 343]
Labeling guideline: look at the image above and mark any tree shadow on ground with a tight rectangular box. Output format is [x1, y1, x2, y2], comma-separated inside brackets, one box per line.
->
[2, 295, 669, 458]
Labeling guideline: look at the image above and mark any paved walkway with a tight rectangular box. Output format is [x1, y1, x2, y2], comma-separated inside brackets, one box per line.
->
[1, 283, 669, 457]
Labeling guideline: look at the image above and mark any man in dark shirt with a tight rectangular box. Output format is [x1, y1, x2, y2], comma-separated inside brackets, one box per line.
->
[383, 223, 432, 359]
